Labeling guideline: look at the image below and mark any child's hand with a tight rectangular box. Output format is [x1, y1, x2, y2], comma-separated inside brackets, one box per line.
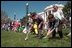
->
[48, 28, 51, 31]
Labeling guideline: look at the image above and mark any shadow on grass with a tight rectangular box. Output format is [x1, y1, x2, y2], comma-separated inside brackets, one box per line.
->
[48, 37, 61, 40]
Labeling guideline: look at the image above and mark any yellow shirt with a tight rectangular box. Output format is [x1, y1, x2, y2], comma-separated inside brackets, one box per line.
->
[33, 23, 38, 34]
[33, 23, 37, 29]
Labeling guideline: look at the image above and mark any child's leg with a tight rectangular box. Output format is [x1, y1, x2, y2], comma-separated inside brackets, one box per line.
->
[58, 23, 63, 38]
[44, 29, 51, 38]
[25, 28, 31, 40]
[14, 27, 16, 32]
[58, 31, 63, 38]
[32, 28, 35, 34]
[37, 29, 44, 39]
[52, 30, 56, 38]
[55, 28, 58, 33]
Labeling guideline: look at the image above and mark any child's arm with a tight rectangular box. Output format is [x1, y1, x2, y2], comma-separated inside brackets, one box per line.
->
[38, 22, 42, 28]
[44, 28, 55, 38]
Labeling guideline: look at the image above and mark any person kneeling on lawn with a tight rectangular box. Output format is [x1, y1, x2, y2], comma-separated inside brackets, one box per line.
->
[44, 14, 63, 39]
[30, 12, 44, 39]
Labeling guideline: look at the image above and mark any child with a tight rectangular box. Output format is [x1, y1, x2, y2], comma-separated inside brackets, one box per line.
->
[30, 12, 44, 39]
[44, 14, 63, 39]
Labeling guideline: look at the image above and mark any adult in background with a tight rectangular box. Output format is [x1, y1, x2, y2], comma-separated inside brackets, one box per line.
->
[4, 23, 9, 31]
[12, 20, 21, 32]
[1, 23, 5, 30]
[51, 5, 67, 38]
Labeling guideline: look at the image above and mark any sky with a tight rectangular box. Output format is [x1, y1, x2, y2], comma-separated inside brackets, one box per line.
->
[1, 1, 68, 20]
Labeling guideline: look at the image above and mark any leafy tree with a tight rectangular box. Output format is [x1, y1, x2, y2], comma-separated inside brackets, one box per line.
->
[1, 10, 12, 25]
[20, 15, 29, 26]
[63, 1, 71, 18]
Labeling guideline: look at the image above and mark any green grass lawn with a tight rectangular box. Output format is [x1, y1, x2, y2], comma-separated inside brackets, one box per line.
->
[1, 28, 71, 47]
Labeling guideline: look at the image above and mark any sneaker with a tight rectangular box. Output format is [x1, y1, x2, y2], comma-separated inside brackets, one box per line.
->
[25, 37, 28, 40]
[43, 36, 47, 39]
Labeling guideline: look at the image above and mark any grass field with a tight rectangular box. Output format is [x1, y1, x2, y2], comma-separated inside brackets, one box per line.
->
[1, 28, 71, 47]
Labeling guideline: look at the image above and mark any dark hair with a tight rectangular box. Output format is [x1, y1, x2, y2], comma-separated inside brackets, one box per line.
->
[53, 5, 58, 10]
[30, 12, 37, 17]
[49, 10, 51, 14]
[48, 14, 54, 19]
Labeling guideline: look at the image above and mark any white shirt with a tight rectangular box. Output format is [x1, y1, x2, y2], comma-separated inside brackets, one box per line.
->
[69, 17, 71, 21]
[52, 9, 64, 20]
[2, 24, 5, 28]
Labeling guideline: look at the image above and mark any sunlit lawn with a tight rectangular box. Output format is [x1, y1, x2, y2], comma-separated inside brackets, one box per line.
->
[1, 28, 71, 47]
